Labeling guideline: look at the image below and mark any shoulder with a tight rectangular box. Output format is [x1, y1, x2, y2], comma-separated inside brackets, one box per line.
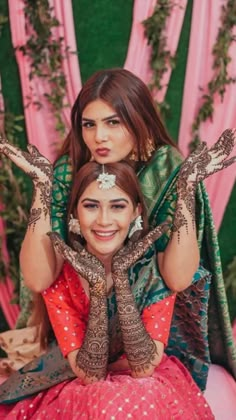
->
[153, 145, 183, 167]
[138, 145, 183, 186]
[53, 154, 72, 183]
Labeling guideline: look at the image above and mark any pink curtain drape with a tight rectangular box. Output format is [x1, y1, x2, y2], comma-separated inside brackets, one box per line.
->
[0, 0, 82, 326]
[0, 77, 20, 328]
[8, 0, 82, 162]
[124, 0, 187, 103]
[178, 0, 236, 230]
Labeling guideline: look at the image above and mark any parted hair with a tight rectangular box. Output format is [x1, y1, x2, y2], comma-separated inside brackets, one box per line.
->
[58, 68, 177, 174]
[67, 161, 149, 243]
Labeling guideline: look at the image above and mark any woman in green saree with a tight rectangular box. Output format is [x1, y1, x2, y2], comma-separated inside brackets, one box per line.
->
[0, 68, 235, 402]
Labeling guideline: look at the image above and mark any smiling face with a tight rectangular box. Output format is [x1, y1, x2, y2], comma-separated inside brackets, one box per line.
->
[77, 180, 140, 263]
[81, 99, 134, 163]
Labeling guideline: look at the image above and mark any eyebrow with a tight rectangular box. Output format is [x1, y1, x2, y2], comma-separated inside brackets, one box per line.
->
[82, 114, 119, 122]
[81, 198, 129, 204]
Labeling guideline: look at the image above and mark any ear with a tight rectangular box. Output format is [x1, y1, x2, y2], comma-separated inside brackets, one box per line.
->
[133, 203, 142, 221]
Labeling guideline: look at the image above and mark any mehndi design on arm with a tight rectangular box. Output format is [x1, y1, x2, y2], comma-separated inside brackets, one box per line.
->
[75, 282, 109, 382]
[174, 128, 236, 237]
[112, 222, 169, 374]
[48, 232, 109, 382]
[0, 136, 53, 230]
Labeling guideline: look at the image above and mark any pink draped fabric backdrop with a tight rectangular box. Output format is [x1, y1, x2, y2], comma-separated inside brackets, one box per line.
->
[178, 0, 236, 230]
[124, 0, 187, 104]
[1, 0, 82, 326]
[8, 0, 82, 163]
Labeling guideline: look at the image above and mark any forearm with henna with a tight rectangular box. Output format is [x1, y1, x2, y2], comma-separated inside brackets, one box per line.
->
[113, 271, 158, 376]
[173, 128, 236, 238]
[75, 282, 109, 382]
[28, 180, 52, 230]
[172, 180, 196, 240]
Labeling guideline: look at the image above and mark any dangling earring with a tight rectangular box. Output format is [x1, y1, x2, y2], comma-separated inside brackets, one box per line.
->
[141, 138, 155, 161]
[128, 215, 143, 239]
[68, 214, 83, 237]
[129, 148, 138, 161]
[146, 138, 155, 158]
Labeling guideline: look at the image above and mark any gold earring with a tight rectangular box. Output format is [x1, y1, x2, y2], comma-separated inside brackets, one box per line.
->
[141, 138, 155, 161]
[129, 148, 138, 161]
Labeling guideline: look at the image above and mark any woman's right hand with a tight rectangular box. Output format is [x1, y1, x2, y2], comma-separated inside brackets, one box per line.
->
[47, 232, 106, 290]
[0, 134, 53, 183]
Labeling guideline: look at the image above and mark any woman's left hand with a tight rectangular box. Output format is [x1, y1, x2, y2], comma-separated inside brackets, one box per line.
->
[179, 128, 236, 186]
[112, 221, 170, 274]
[47, 232, 106, 287]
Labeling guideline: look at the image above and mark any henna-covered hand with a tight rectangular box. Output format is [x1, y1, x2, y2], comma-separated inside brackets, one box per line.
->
[47, 232, 109, 383]
[0, 135, 53, 227]
[111, 223, 169, 376]
[47, 232, 106, 288]
[174, 128, 236, 234]
[112, 221, 170, 274]
[0, 135, 52, 182]
[178, 128, 236, 186]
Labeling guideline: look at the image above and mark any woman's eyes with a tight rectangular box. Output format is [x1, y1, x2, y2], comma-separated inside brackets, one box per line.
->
[111, 204, 126, 210]
[81, 119, 120, 128]
[107, 119, 120, 126]
[83, 204, 98, 209]
[82, 204, 126, 210]
[81, 121, 95, 129]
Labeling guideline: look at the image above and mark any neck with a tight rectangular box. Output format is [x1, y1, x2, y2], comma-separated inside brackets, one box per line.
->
[100, 255, 112, 275]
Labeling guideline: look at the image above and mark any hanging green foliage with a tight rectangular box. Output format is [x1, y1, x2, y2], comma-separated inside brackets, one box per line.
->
[0, 111, 28, 295]
[0, 0, 72, 297]
[142, 0, 176, 118]
[17, 0, 71, 138]
[189, 0, 236, 151]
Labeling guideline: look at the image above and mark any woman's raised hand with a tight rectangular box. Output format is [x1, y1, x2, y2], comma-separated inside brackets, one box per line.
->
[178, 128, 236, 186]
[47, 232, 106, 288]
[0, 134, 52, 182]
[112, 221, 170, 274]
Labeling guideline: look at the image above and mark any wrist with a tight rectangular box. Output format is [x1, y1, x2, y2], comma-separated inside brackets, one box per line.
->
[90, 280, 107, 296]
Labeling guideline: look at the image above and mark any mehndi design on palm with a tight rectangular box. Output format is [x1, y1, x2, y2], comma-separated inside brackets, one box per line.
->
[179, 128, 236, 185]
[174, 128, 236, 234]
[111, 222, 170, 376]
[0, 135, 53, 227]
[47, 232, 108, 382]
[48, 232, 106, 289]
[109, 222, 170, 376]
[112, 221, 170, 274]
[0, 135, 52, 181]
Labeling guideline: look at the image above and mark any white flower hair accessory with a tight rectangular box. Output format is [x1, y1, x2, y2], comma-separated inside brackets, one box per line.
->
[96, 165, 116, 190]
[128, 215, 143, 239]
[68, 214, 82, 236]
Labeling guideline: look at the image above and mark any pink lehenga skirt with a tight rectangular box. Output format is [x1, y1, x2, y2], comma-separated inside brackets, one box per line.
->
[0, 355, 214, 420]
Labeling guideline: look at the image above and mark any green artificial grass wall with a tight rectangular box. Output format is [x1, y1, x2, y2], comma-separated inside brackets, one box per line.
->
[72, 0, 134, 82]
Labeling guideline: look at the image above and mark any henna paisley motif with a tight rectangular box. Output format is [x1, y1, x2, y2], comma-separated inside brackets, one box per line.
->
[47, 232, 109, 382]
[111, 222, 169, 374]
[0, 136, 53, 230]
[174, 128, 236, 235]
[113, 270, 158, 375]
[48, 232, 106, 285]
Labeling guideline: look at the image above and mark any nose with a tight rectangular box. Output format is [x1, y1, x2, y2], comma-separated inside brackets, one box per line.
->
[95, 125, 108, 144]
[96, 208, 112, 226]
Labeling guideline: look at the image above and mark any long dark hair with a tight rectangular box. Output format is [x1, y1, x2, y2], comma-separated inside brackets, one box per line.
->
[67, 161, 149, 245]
[58, 68, 177, 175]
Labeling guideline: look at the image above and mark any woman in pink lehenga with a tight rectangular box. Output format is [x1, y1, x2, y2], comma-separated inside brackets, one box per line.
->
[0, 156, 214, 419]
